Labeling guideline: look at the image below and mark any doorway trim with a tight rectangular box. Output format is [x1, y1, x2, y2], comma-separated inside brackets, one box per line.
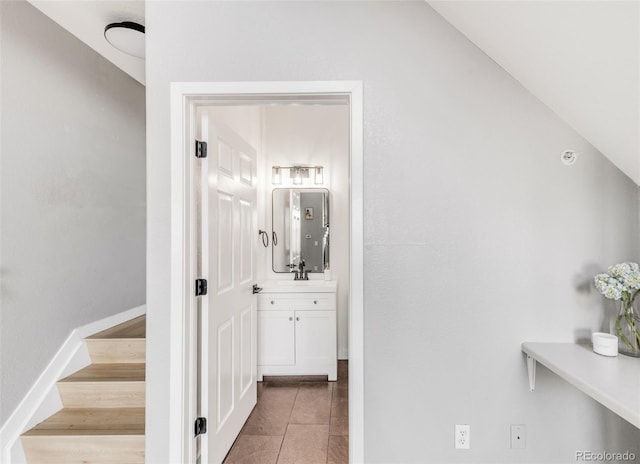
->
[169, 81, 364, 463]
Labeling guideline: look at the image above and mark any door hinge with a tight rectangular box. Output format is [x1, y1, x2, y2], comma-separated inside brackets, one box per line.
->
[195, 279, 208, 296]
[195, 140, 208, 158]
[194, 417, 207, 436]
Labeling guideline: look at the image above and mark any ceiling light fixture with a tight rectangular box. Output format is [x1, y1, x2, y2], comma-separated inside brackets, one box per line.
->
[104, 21, 145, 59]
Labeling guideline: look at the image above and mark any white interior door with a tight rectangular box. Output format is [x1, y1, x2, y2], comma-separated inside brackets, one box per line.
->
[199, 110, 258, 464]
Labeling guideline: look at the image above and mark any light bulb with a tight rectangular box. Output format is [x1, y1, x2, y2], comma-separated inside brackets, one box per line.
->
[293, 167, 303, 185]
[272, 166, 281, 184]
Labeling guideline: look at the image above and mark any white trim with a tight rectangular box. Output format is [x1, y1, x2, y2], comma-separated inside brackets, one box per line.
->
[169, 81, 364, 464]
[348, 82, 365, 464]
[0, 304, 146, 464]
[169, 83, 188, 464]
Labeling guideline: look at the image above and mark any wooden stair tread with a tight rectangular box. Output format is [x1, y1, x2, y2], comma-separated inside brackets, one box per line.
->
[21, 315, 147, 464]
[60, 363, 145, 382]
[22, 408, 145, 436]
[88, 315, 146, 339]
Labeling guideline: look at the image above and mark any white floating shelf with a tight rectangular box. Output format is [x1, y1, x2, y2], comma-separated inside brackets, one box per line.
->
[521, 342, 640, 429]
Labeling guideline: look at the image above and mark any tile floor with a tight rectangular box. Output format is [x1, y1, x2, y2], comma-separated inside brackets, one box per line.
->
[223, 361, 349, 464]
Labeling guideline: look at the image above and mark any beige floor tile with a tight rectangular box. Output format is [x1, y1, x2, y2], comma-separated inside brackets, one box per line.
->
[224, 435, 283, 464]
[289, 383, 333, 425]
[236, 365, 349, 462]
[260, 384, 300, 408]
[241, 405, 291, 436]
[277, 424, 329, 464]
[241, 384, 298, 435]
[327, 435, 349, 464]
[331, 384, 348, 419]
[329, 415, 348, 437]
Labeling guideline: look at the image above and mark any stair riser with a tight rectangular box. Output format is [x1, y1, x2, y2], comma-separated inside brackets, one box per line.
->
[86, 339, 145, 363]
[58, 382, 145, 408]
[21, 435, 144, 464]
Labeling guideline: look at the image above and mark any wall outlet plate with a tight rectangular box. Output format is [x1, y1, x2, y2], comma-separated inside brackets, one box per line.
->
[455, 424, 470, 449]
[510, 424, 526, 449]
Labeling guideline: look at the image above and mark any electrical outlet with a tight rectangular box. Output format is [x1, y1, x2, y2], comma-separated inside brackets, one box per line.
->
[455, 424, 470, 449]
[510, 424, 526, 449]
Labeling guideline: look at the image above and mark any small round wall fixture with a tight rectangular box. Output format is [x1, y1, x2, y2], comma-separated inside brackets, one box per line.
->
[104, 21, 145, 59]
[561, 150, 578, 166]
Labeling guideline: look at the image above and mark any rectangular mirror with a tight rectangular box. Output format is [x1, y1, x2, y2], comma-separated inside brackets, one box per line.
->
[272, 188, 329, 273]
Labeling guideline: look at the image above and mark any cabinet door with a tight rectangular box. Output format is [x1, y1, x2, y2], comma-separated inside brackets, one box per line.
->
[295, 310, 336, 366]
[258, 310, 295, 366]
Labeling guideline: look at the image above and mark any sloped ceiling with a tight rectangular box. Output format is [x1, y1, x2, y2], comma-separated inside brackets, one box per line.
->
[27, 0, 145, 85]
[428, 1, 640, 185]
[26, 1, 639, 184]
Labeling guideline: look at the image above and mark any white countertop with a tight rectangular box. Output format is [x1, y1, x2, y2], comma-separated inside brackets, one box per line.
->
[259, 280, 338, 293]
[521, 342, 640, 428]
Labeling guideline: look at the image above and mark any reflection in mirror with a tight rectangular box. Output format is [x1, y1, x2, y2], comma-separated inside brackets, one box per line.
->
[272, 188, 329, 273]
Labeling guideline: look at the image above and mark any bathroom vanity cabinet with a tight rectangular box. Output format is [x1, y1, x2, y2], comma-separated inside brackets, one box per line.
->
[257, 281, 337, 381]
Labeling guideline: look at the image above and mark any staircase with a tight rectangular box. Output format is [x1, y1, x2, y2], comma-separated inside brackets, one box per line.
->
[20, 316, 146, 464]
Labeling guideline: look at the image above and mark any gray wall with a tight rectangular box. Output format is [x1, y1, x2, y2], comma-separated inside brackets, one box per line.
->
[0, 1, 146, 424]
[145, 2, 640, 462]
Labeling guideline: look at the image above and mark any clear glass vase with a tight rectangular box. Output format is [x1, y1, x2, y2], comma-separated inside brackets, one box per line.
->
[615, 298, 640, 357]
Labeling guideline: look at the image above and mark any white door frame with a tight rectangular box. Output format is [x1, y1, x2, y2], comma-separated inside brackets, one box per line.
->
[169, 81, 364, 463]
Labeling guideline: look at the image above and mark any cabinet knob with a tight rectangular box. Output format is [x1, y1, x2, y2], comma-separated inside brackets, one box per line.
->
[296, 317, 300, 321]
[270, 300, 275, 304]
[313, 300, 318, 304]
[289, 317, 293, 321]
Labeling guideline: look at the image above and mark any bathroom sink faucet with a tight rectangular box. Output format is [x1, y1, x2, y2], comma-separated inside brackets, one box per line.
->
[294, 260, 309, 280]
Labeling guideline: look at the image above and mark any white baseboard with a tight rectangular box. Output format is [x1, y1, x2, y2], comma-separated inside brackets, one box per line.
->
[0, 304, 146, 464]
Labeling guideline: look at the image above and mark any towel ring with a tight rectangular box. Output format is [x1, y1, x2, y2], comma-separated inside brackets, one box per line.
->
[258, 230, 269, 247]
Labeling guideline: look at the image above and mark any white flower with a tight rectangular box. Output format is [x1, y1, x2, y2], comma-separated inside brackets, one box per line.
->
[594, 273, 625, 300]
[608, 262, 640, 290]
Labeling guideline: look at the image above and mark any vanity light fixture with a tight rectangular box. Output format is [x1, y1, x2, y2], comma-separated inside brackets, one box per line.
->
[104, 21, 145, 59]
[272, 166, 282, 185]
[270, 165, 324, 185]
